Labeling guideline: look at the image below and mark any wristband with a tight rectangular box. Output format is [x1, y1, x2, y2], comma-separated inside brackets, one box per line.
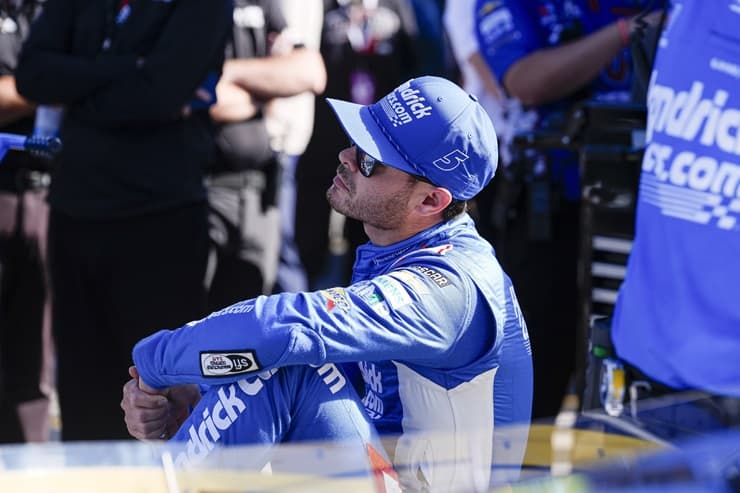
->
[617, 18, 630, 48]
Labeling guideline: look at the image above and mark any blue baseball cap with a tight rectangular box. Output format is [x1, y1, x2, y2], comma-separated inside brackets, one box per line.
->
[326, 76, 498, 200]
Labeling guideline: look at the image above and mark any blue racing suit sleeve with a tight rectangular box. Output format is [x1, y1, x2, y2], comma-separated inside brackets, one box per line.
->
[133, 258, 475, 389]
[474, 0, 542, 85]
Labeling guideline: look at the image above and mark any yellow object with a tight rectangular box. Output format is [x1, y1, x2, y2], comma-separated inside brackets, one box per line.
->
[523, 423, 662, 468]
[0, 467, 378, 493]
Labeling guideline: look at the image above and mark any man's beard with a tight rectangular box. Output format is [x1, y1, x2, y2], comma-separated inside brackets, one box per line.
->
[326, 166, 414, 231]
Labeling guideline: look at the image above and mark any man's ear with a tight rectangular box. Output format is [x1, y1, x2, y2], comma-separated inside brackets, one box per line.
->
[416, 186, 453, 217]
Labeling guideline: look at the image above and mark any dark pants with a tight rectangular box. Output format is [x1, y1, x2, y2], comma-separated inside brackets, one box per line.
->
[275, 154, 308, 293]
[0, 189, 53, 443]
[49, 203, 208, 440]
[206, 168, 281, 310]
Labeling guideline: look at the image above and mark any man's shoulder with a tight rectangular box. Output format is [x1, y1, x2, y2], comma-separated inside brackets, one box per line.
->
[390, 241, 496, 282]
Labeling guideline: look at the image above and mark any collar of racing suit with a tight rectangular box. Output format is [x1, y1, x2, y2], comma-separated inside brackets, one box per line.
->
[350, 213, 475, 280]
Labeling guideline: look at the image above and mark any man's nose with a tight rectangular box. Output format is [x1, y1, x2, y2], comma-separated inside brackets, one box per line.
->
[338, 146, 358, 173]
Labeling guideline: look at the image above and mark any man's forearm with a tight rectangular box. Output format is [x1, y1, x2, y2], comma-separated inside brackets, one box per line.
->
[223, 48, 326, 99]
[469, 51, 503, 101]
[504, 19, 625, 106]
[210, 100, 259, 123]
[209, 80, 259, 123]
[0, 76, 35, 127]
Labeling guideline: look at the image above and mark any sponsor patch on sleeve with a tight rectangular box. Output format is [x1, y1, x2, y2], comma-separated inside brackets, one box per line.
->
[354, 282, 390, 316]
[478, 4, 517, 41]
[200, 351, 261, 377]
[409, 265, 454, 288]
[387, 269, 430, 295]
[374, 275, 413, 310]
[320, 287, 352, 313]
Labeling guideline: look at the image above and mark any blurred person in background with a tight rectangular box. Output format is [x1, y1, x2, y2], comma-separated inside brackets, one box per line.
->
[270, 0, 326, 294]
[295, 0, 421, 290]
[0, 0, 53, 443]
[612, 0, 740, 407]
[475, 0, 662, 418]
[14, 0, 231, 440]
[443, 0, 537, 244]
[408, 0, 449, 78]
[204, 0, 326, 307]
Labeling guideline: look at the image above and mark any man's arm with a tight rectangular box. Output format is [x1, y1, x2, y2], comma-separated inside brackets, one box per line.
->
[121, 366, 200, 440]
[0, 75, 35, 127]
[469, 51, 504, 101]
[209, 28, 326, 125]
[71, 0, 232, 126]
[208, 80, 259, 124]
[209, 47, 326, 125]
[503, 13, 664, 106]
[133, 260, 473, 389]
[503, 20, 626, 106]
[221, 43, 327, 100]
[475, 1, 664, 106]
[444, 0, 503, 102]
[14, 0, 138, 105]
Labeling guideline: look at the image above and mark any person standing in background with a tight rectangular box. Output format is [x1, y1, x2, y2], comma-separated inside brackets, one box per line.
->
[408, 0, 450, 77]
[443, 0, 538, 245]
[295, 0, 421, 290]
[475, 0, 661, 418]
[0, 0, 53, 444]
[445, 0, 507, 140]
[14, 0, 231, 440]
[612, 0, 740, 403]
[270, 0, 326, 295]
[204, 0, 326, 307]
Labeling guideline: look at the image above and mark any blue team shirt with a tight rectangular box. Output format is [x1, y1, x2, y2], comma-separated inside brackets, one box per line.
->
[475, 0, 643, 99]
[612, 0, 740, 396]
[474, 0, 649, 199]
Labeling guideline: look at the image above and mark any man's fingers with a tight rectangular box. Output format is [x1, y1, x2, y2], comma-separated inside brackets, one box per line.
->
[131, 368, 166, 396]
[121, 378, 171, 440]
[124, 413, 167, 440]
[126, 404, 170, 424]
[123, 378, 168, 409]
[138, 377, 162, 395]
[121, 376, 195, 441]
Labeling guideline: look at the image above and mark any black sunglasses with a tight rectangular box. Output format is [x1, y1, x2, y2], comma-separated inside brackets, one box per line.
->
[352, 144, 432, 184]
[355, 146, 382, 178]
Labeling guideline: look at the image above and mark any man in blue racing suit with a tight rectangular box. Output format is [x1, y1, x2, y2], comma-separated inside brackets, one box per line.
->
[122, 76, 533, 492]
